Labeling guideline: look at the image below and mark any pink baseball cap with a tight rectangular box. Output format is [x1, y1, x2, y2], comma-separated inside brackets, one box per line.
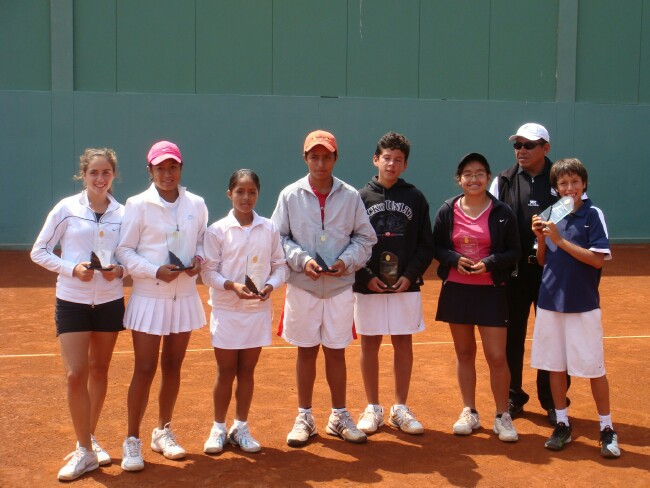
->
[303, 130, 337, 154]
[147, 140, 183, 166]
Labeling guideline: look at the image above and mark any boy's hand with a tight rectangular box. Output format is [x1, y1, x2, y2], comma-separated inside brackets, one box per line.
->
[541, 221, 562, 245]
[388, 276, 411, 293]
[304, 259, 322, 280]
[532, 214, 545, 239]
[322, 259, 345, 277]
[367, 276, 389, 293]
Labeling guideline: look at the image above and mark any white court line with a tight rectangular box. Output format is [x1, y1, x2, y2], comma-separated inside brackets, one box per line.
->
[2, 335, 649, 359]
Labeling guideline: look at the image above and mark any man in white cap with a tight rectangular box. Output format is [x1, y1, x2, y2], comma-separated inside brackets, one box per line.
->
[490, 123, 570, 426]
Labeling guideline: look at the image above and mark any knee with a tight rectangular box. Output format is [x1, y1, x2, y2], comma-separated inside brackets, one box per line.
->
[455, 346, 476, 364]
[88, 356, 111, 379]
[485, 352, 508, 370]
[217, 364, 238, 381]
[160, 353, 186, 375]
[133, 359, 158, 382]
[66, 368, 88, 391]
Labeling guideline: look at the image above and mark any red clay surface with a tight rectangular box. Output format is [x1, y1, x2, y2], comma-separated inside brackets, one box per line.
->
[1, 245, 649, 487]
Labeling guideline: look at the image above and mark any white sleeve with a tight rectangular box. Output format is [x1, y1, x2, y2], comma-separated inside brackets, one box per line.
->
[30, 202, 77, 277]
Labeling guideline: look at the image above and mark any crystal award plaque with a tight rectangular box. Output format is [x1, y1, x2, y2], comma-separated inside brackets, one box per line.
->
[379, 251, 399, 288]
[539, 196, 574, 224]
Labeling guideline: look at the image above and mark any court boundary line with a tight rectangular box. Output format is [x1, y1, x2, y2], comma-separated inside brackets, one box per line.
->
[2, 334, 649, 359]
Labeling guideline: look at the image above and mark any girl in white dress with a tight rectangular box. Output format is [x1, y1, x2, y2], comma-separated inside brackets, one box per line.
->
[201, 169, 287, 454]
[116, 141, 208, 471]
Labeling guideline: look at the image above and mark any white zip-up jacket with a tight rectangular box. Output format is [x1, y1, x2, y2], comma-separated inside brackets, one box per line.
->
[116, 184, 208, 299]
[202, 210, 288, 312]
[31, 191, 125, 305]
[271, 175, 377, 299]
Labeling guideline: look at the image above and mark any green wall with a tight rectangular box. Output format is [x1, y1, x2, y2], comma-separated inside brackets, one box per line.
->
[1, 0, 649, 247]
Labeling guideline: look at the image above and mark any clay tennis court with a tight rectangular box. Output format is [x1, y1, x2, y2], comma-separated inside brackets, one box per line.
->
[1, 246, 649, 487]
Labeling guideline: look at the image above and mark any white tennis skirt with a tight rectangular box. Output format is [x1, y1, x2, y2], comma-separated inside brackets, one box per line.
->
[124, 293, 206, 336]
[354, 292, 425, 336]
[210, 308, 271, 349]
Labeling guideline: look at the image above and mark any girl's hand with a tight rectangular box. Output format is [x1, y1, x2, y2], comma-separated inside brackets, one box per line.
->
[367, 276, 389, 293]
[184, 256, 202, 277]
[466, 260, 487, 275]
[156, 264, 181, 283]
[99, 264, 123, 282]
[532, 214, 545, 239]
[457, 257, 475, 275]
[74, 262, 94, 282]
[229, 281, 259, 300]
[258, 284, 274, 301]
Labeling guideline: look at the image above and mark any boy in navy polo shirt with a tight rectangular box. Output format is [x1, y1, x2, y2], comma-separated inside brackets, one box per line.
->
[530, 158, 620, 458]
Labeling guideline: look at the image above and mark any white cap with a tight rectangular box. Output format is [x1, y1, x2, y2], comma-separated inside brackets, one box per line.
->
[508, 123, 550, 142]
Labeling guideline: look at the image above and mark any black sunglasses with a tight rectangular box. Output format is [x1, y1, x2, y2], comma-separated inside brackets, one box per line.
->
[513, 141, 545, 150]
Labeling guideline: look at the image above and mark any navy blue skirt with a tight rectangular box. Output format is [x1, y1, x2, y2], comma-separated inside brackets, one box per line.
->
[435, 281, 509, 327]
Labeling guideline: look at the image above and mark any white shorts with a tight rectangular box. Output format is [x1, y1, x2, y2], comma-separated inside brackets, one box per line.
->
[354, 292, 425, 336]
[530, 307, 606, 378]
[210, 308, 271, 349]
[280, 284, 354, 349]
[124, 293, 206, 336]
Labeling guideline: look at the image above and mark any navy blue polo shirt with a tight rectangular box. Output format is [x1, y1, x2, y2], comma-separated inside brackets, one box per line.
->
[538, 199, 611, 313]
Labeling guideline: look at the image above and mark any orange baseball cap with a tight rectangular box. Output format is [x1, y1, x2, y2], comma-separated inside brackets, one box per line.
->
[303, 130, 337, 154]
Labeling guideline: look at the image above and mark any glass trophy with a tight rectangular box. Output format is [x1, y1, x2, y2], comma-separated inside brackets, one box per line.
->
[167, 228, 191, 271]
[88, 228, 111, 270]
[245, 255, 265, 296]
[314, 233, 335, 273]
[379, 251, 399, 289]
[539, 196, 574, 224]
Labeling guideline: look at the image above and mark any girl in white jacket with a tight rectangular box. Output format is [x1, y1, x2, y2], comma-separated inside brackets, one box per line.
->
[116, 141, 208, 472]
[31, 148, 125, 481]
[201, 169, 287, 454]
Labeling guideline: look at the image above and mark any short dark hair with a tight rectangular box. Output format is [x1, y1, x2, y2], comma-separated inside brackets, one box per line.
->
[550, 158, 588, 191]
[228, 169, 260, 191]
[456, 152, 491, 179]
[374, 132, 410, 160]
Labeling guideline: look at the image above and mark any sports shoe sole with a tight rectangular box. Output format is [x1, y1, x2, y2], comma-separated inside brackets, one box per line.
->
[58, 459, 99, 481]
[286, 430, 317, 447]
[387, 417, 424, 435]
[151, 443, 186, 460]
[544, 436, 572, 451]
[325, 425, 368, 443]
[453, 423, 480, 435]
[121, 459, 144, 472]
[357, 418, 385, 434]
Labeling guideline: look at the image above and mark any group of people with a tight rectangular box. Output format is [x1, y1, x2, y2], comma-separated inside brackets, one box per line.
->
[31, 123, 620, 482]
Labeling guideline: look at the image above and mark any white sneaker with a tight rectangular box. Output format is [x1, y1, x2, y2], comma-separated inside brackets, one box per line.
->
[388, 405, 424, 435]
[453, 407, 481, 435]
[151, 423, 186, 459]
[91, 435, 111, 466]
[287, 413, 317, 447]
[204, 424, 228, 454]
[228, 424, 262, 453]
[121, 436, 144, 472]
[326, 410, 368, 443]
[357, 405, 385, 434]
[57, 446, 99, 481]
[493, 412, 519, 442]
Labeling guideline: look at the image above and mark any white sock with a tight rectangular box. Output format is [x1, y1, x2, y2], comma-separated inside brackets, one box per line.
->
[233, 419, 247, 429]
[599, 414, 613, 431]
[555, 408, 569, 426]
[393, 404, 407, 411]
[332, 407, 347, 414]
[214, 421, 227, 432]
[368, 404, 381, 411]
[298, 407, 312, 415]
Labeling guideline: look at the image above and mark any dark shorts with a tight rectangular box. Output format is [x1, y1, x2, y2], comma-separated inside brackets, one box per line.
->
[435, 281, 509, 327]
[55, 297, 125, 336]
